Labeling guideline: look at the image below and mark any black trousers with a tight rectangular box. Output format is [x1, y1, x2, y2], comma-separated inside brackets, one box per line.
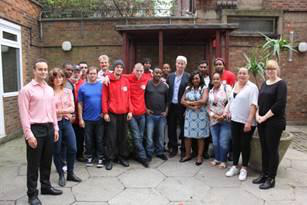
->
[105, 113, 129, 160]
[231, 121, 256, 167]
[167, 103, 185, 151]
[84, 118, 104, 160]
[258, 121, 284, 178]
[27, 123, 54, 198]
[73, 124, 84, 159]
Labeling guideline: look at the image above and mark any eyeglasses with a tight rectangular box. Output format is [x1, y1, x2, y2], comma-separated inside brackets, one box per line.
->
[199, 66, 207, 68]
[80, 66, 88, 69]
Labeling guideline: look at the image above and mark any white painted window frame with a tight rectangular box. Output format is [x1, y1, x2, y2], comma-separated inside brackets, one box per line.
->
[0, 19, 23, 137]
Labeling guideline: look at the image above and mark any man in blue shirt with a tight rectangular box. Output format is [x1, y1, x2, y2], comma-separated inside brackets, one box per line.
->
[78, 66, 104, 168]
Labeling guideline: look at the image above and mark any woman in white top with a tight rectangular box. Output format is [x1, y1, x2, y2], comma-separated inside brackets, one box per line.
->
[224, 67, 259, 181]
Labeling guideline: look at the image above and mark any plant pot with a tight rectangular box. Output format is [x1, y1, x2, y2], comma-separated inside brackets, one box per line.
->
[249, 129, 293, 172]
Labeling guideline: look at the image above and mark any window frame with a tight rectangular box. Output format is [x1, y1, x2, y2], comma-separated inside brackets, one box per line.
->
[227, 16, 277, 36]
[0, 19, 23, 97]
[222, 9, 283, 37]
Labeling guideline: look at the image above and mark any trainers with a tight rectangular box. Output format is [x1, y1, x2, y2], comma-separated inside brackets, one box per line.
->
[238, 168, 248, 181]
[225, 166, 239, 177]
[96, 159, 104, 168]
[86, 158, 93, 167]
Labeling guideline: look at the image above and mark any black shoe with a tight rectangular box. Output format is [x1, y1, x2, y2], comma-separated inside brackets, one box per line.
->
[105, 160, 113, 170]
[67, 173, 82, 182]
[157, 154, 168, 161]
[169, 150, 178, 158]
[139, 159, 149, 168]
[259, 178, 275, 190]
[58, 174, 66, 187]
[179, 156, 192, 163]
[28, 196, 41, 205]
[118, 158, 129, 167]
[252, 175, 267, 184]
[41, 187, 63, 195]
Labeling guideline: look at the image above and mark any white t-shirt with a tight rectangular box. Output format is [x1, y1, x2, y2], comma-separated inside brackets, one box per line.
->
[229, 81, 259, 125]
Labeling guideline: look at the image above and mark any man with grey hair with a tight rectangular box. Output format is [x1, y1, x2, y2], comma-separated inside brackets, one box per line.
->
[98, 54, 112, 82]
[166, 56, 190, 158]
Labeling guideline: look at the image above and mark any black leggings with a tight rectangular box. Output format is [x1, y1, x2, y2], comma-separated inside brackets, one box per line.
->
[258, 121, 284, 178]
[231, 121, 256, 167]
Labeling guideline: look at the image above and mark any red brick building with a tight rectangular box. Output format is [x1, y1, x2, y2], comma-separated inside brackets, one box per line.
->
[1, 0, 307, 141]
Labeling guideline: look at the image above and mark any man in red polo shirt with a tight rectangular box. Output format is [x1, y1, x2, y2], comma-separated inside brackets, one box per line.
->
[102, 59, 133, 170]
[214, 57, 236, 87]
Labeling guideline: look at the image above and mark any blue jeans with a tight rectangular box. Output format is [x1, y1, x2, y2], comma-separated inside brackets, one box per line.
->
[129, 115, 146, 160]
[146, 114, 166, 157]
[53, 119, 77, 175]
[210, 121, 231, 162]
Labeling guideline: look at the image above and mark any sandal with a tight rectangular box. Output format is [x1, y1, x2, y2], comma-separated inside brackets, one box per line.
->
[218, 162, 227, 169]
[195, 157, 203, 166]
[210, 160, 220, 166]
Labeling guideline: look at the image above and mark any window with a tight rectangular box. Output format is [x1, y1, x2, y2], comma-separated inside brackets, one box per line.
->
[0, 19, 23, 96]
[228, 16, 277, 35]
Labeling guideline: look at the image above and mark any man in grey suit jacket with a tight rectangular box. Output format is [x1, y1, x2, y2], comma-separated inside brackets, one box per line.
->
[166, 56, 190, 158]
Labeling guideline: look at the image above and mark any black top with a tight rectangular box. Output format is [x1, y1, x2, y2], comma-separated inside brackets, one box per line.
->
[258, 80, 287, 125]
[145, 80, 169, 115]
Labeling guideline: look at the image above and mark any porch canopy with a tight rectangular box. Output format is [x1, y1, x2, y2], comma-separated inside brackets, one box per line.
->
[116, 23, 238, 73]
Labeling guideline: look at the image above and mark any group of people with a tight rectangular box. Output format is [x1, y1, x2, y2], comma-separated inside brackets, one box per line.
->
[18, 54, 287, 205]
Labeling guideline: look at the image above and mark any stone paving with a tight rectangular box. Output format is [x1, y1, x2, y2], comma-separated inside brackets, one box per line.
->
[0, 126, 307, 205]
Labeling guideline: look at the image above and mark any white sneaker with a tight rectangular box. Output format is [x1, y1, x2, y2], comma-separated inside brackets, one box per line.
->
[238, 168, 248, 181]
[225, 166, 239, 177]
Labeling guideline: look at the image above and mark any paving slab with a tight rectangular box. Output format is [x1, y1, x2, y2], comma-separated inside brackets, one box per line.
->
[119, 168, 165, 188]
[206, 187, 264, 205]
[156, 177, 210, 201]
[109, 188, 169, 205]
[72, 177, 124, 202]
[158, 159, 201, 177]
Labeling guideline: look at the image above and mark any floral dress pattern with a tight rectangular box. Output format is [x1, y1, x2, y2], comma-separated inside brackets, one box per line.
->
[184, 86, 209, 139]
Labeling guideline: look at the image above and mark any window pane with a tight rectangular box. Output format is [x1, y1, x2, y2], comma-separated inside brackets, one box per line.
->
[228, 17, 276, 34]
[1, 45, 20, 92]
[3, 31, 17, 41]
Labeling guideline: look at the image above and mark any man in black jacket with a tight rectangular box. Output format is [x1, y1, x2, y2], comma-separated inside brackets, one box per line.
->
[167, 56, 190, 158]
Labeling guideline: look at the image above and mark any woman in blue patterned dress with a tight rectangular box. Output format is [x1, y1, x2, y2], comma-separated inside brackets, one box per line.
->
[180, 71, 209, 165]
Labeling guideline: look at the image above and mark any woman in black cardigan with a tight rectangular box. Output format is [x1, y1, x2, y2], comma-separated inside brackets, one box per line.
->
[253, 59, 287, 189]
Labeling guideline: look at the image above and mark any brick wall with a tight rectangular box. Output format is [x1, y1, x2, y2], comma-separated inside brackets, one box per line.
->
[0, 0, 41, 137]
[263, 0, 307, 11]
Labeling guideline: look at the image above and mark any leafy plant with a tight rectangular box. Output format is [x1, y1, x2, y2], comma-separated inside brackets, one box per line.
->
[260, 33, 297, 62]
[243, 48, 268, 87]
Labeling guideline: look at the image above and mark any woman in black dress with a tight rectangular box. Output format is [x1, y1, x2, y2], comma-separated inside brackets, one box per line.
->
[253, 59, 287, 189]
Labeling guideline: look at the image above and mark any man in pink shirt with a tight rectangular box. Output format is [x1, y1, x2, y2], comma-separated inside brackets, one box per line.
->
[18, 59, 63, 205]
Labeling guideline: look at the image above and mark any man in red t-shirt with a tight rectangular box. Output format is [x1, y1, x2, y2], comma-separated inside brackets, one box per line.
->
[102, 59, 133, 170]
[214, 58, 236, 87]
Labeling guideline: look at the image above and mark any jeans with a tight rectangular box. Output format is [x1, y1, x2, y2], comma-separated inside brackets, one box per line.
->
[146, 114, 166, 157]
[53, 119, 77, 175]
[84, 118, 104, 160]
[129, 115, 147, 160]
[210, 121, 231, 162]
[73, 124, 85, 159]
[27, 123, 54, 198]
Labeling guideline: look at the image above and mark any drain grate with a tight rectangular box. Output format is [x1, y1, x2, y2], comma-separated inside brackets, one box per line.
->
[290, 132, 307, 153]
